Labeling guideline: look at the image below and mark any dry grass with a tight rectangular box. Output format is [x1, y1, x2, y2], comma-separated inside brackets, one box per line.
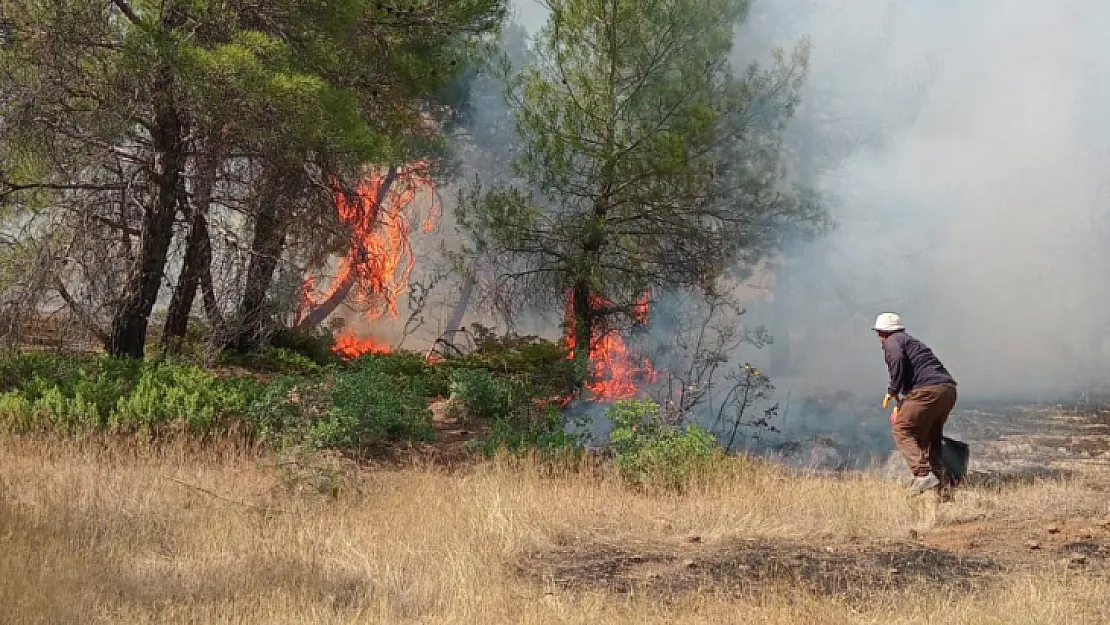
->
[2, 436, 1110, 624]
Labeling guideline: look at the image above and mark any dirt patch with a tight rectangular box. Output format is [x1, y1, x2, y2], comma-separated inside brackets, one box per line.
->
[924, 517, 1110, 573]
[520, 539, 998, 599]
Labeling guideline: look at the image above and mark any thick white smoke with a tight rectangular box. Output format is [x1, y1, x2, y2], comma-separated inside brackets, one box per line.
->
[737, 0, 1110, 402]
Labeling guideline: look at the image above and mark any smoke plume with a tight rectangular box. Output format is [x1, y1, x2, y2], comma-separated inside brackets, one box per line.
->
[734, 0, 1110, 403]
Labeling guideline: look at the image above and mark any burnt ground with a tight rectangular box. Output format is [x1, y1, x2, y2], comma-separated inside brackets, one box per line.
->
[519, 539, 999, 600]
[951, 402, 1110, 474]
[764, 397, 1110, 481]
[519, 519, 1110, 602]
[922, 517, 1110, 572]
[518, 401, 1110, 601]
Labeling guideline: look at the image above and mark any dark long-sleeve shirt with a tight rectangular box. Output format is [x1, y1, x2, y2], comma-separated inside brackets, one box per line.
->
[882, 331, 956, 397]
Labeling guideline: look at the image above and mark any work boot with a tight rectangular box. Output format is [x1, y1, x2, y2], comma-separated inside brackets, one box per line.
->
[906, 473, 940, 496]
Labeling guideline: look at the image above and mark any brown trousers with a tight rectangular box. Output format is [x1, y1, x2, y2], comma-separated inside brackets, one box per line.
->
[893, 384, 958, 478]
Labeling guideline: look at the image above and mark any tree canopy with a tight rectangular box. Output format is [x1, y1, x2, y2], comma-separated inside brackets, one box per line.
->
[457, 0, 818, 385]
[0, 0, 506, 357]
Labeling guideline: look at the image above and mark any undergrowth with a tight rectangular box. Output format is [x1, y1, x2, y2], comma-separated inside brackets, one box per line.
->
[0, 334, 726, 491]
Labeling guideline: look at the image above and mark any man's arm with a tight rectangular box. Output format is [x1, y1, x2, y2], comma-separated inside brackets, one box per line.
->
[884, 339, 906, 397]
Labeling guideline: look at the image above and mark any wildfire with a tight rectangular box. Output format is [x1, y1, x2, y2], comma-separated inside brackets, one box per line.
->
[300, 164, 439, 359]
[565, 293, 656, 401]
[332, 332, 392, 359]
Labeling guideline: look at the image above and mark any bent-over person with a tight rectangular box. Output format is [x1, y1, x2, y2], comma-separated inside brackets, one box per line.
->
[873, 313, 958, 496]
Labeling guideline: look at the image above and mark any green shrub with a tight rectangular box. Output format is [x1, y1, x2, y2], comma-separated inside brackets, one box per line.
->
[219, 345, 326, 375]
[110, 364, 257, 435]
[34, 385, 101, 431]
[478, 405, 583, 457]
[0, 391, 34, 431]
[351, 352, 450, 398]
[248, 375, 329, 449]
[0, 351, 446, 453]
[607, 399, 719, 491]
[0, 352, 98, 393]
[447, 330, 574, 398]
[270, 328, 339, 367]
[446, 368, 533, 422]
[257, 347, 321, 375]
[310, 366, 434, 451]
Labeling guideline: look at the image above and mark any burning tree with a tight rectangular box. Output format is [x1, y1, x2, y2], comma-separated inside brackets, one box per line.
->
[457, 0, 821, 393]
[563, 293, 655, 400]
[0, 1, 505, 359]
[298, 165, 440, 359]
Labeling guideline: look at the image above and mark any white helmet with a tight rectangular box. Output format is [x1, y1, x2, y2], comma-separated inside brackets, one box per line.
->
[872, 312, 904, 333]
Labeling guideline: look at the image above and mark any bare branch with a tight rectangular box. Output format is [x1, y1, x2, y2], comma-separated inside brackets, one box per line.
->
[110, 0, 144, 27]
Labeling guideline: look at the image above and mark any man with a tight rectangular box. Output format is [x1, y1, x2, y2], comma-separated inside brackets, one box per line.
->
[873, 313, 958, 496]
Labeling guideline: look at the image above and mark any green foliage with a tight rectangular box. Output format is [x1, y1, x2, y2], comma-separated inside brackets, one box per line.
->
[351, 352, 450, 398]
[110, 364, 257, 435]
[222, 346, 322, 375]
[478, 406, 583, 458]
[447, 328, 575, 398]
[0, 353, 258, 437]
[0, 352, 448, 452]
[269, 328, 339, 367]
[446, 367, 531, 422]
[247, 375, 330, 449]
[607, 399, 719, 491]
[0, 392, 35, 432]
[0, 0, 507, 360]
[259, 347, 320, 375]
[312, 364, 434, 451]
[459, 0, 816, 340]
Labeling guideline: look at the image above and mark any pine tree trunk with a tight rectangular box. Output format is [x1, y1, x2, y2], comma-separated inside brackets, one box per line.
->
[234, 191, 288, 353]
[197, 231, 225, 334]
[296, 272, 356, 331]
[106, 66, 184, 359]
[162, 149, 218, 347]
[440, 272, 475, 348]
[571, 278, 594, 392]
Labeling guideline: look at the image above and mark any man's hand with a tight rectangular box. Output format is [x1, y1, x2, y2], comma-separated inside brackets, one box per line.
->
[890, 405, 900, 425]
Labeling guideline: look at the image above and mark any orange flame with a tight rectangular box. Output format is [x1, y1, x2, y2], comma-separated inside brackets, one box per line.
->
[565, 293, 656, 401]
[300, 164, 438, 359]
[333, 332, 392, 359]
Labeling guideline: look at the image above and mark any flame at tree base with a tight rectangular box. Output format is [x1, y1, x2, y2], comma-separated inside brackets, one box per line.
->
[565, 294, 656, 401]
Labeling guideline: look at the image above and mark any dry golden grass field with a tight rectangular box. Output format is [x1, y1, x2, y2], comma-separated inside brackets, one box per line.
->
[3, 435, 1110, 624]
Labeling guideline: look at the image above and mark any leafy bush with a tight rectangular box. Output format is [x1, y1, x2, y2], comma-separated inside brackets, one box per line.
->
[110, 364, 258, 435]
[0, 355, 264, 437]
[248, 375, 330, 449]
[0, 392, 34, 431]
[269, 327, 339, 367]
[222, 346, 322, 375]
[0, 353, 134, 432]
[351, 352, 450, 398]
[446, 367, 535, 422]
[32, 385, 102, 432]
[309, 365, 434, 451]
[478, 405, 583, 457]
[0, 351, 109, 393]
[447, 329, 575, 398]
[607, 399, 719, 490]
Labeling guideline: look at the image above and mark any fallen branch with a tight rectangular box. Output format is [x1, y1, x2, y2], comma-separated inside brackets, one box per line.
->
[165, 476, 268, 512]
